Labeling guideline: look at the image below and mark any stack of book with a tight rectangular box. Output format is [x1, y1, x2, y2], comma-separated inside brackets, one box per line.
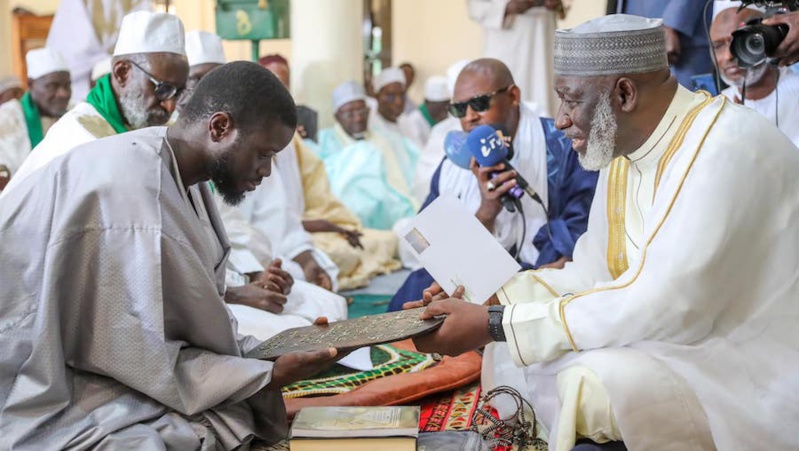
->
[289, 406, 420, 451]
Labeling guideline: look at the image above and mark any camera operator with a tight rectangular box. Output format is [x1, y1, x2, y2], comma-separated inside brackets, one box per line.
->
[712, 2, 799, 146]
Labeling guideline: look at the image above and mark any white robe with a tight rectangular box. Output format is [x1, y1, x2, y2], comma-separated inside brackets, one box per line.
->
[403, 108, 432, 148]
[0, 127, 286, 448]
[0, 99, 31, 178]
[498, 87, 799, 449]
[722, 67, 799, 148]
[467, 0, 568, 117]
[411, 116, 461, 205]
[228, 139, 341, 290]
[2, 101, 116, 196]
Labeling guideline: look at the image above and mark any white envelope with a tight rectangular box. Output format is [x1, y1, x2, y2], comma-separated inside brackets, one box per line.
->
[403, 195, 521, 304]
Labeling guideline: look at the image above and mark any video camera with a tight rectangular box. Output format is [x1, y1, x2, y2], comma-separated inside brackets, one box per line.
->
[731, 1, 799, 67]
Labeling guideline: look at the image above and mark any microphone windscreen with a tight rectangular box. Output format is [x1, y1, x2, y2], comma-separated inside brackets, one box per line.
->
[466, 124, 508, 167]
[444, 130, 472, 169]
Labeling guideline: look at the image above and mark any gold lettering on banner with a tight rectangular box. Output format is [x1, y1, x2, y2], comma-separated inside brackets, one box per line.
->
[236, 10, 252, 36]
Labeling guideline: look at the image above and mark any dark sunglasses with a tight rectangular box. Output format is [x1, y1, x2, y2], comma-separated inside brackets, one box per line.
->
[448, 85, 512, 118]
[128, 60, 183, 101]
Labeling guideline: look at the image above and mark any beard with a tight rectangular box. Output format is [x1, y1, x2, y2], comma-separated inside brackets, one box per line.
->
[579, 91, 618, 171]
[118, 88, 171, 130]
[720, 62, 769, 89]
[209, 150, 245, 206]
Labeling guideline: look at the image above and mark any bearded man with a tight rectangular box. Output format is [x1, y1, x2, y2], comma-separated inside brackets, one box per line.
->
[410, 14, 799, 450]
[2, 10, 188, 196]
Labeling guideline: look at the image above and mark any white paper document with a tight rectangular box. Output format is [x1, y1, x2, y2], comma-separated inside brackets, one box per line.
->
[337, 347, 375, 371]
[402, 195, 521, 304]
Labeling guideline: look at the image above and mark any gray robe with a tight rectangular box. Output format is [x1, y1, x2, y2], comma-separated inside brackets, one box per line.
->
[0, 127, 287, 449]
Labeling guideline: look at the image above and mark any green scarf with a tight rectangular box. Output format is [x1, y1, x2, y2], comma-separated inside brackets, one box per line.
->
[419, 103, 435, 127]
[20, 92, 44, 148]
[85, 74, 128, 134]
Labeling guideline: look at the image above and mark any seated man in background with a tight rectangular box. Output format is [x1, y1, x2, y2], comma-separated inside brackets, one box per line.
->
[0, 48, 71, 190]
[391, 58, 598, 311]
[2, 10, 189, 196]
[314, 81, 418, 231]
[710, 1, 799, 146]
[403, 75, 451, 147]
[369, 67, 422, 175]
[0, 60, 338, 449]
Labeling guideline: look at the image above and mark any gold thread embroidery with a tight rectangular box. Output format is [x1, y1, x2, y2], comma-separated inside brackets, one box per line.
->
[562, 96, 727, 352]
[605, 92, 714, 281]
[654, 93, 714, 192]
[532, 273, 560, 298]
[606, 157, 630, 280]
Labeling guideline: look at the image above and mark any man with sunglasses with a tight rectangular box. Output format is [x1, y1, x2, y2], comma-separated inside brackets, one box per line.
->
[3, 11, 188, 196]
[391, 58, 597, 309]
[412, 15, 799, 450]
[0, 48, 71, 191]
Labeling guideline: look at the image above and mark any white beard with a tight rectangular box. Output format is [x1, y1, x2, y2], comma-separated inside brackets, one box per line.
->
[579, 91, 618, 171]
[720, 63, 769, 89]
[118, 89, 149, 130]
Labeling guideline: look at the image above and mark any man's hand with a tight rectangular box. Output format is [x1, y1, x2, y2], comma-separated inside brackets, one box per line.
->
[664, 26, 681, 66]
[403, 282, 465, 310]
[471, 159, 518, 232]
[294, 250, 334, 290]
[255, 259, 294, 295]
[504, 0, 538, 17]
[304, 219, 365, 250]
[225, 283, 288, 314]
[538, 256, 568, 270]
[413, 299, 493, 356]
[764, 12, 799, 66]
[267, 347, 339, 389]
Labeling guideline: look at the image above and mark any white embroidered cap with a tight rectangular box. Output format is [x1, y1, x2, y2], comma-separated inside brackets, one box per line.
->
[113, 11, 186, 57]
[372, 67, 406, 93]
[333, 81, 366, 112]
[554, 14, 668, 77]
[424, 76, 449, 102]
[26, 47, 69, 80]
[185, 31, 226, 66]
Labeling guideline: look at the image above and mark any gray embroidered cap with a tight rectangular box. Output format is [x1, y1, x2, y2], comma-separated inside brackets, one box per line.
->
[554, 14, 668, 77]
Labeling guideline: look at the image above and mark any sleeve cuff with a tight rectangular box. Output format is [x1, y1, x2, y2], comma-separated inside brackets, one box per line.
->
[502, 300, 572, 366]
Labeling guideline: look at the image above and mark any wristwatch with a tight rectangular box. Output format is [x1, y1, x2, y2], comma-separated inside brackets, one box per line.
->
[488, 305, 506, 342]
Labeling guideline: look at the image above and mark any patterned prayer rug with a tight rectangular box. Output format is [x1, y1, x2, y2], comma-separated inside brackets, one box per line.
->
[418, 380, 485, 432]
[282, 344, 437, 398]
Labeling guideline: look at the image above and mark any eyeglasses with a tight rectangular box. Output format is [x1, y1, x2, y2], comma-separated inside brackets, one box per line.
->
[338, 107, 370, 120]
[448, 85, 512, 118]
[128, 60, 183, 101]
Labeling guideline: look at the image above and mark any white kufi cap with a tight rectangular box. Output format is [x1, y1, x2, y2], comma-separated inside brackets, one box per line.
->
[712, 1, 764, 21]
[446, 59, 470, 96]
[185, 31, 226, 66]
[333, 81, 366, 112]
[114, 11, 186, 57]
[424, 76, 449, 101]
[554, 14, 668, 77]
[26, 47, 69, 80]
[91, 57, 112, 82]
[372, 67, 406, 93]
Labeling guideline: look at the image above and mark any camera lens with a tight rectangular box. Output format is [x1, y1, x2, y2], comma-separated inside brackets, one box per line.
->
[745, 34, 765, 55]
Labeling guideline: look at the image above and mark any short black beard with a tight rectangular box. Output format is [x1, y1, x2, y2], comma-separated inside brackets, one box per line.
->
[209, 150, 245, 206]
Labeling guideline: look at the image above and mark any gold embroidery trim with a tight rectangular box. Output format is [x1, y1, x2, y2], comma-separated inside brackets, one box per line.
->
[561, 96, 727, 353]
[654, 92, 714, 192]
[605, 91, 714, 281]
[532, 273, 560, 298]
[606, 157, 630, 280]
